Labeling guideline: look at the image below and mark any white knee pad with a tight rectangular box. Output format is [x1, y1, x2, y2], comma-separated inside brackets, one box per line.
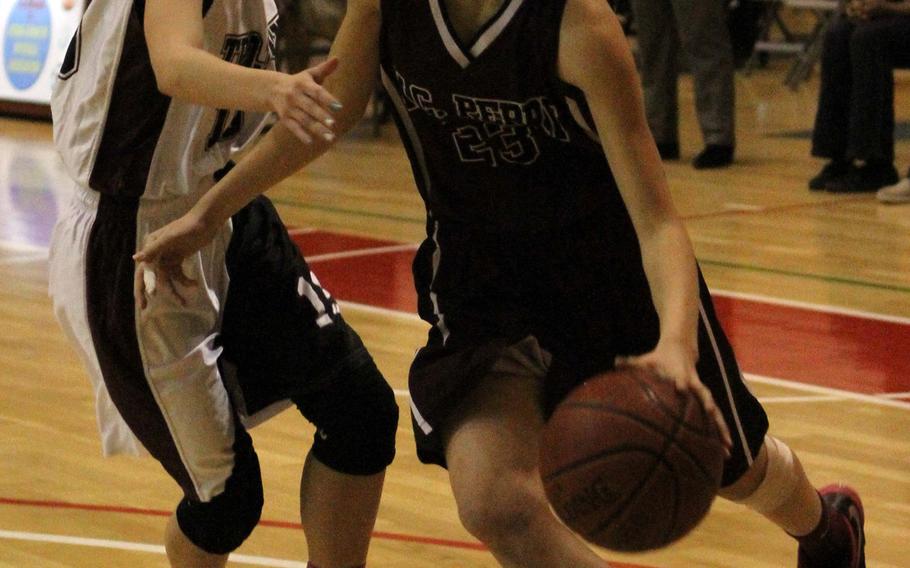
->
[735, 436, 801, 515]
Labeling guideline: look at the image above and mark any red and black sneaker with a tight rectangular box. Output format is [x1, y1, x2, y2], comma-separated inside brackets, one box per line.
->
[798, 484, 866, 568]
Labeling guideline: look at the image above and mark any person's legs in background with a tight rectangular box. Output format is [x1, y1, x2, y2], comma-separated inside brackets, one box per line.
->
[827, 16, 910, 193]
[810, 16, 855, 190]
[674, 0, 737, 168]
[630, 0, 683, 160]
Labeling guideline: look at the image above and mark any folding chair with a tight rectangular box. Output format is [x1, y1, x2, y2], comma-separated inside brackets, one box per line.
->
[747, 0, 840, 90]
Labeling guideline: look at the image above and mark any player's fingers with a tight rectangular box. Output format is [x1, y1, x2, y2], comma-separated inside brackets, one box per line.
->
[133, 263, 147, 311]
[133, 232, 162, 264]
[287, 106, 336, 142]
[694, 384, 732, 453]
[282, 117, 314, 145]
[306, 80, 343, 114]
[294, 71, 343, 115]
[288, 92, 337, 131]
[714, 408, 733, 454]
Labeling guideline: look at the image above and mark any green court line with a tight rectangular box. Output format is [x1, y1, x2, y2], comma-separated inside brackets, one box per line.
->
[700, 258, 910, 294]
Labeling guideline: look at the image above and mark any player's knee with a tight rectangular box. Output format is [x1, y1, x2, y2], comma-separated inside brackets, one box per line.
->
[455, 477, 543, 545]
[175, 447, 264, 555]
[311, 359, 398, 475]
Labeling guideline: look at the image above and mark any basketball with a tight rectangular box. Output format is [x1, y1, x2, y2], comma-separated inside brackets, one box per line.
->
[539, 367, 725, 552]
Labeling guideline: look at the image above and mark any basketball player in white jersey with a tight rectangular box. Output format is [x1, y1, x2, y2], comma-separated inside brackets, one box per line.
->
[134, 1, 865, 566]
[48, 1, 398, 567]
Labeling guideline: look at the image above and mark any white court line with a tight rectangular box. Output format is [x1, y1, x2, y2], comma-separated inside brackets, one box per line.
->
[340, 300, 420, 320]
[879, 391, 910, 400]
[0, 240, 47, 254]
[306, 243, 419, 263]
[286, 227, 318, 235]
[0, 252, 48, 266]
[0, 529, 308, 567]
[746, 374, 910, 410]
[712, 288, 910, 325]
[757, 395, 847, 404]
[0, 240, 49, 266]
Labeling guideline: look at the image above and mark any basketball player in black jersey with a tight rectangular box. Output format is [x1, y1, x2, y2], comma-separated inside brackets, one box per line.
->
[135, 1, 866, 566]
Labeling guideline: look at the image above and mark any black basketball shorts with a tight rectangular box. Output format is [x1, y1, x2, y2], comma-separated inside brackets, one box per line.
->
[407, 213, 769, 487]
[49, 183, 378, 502]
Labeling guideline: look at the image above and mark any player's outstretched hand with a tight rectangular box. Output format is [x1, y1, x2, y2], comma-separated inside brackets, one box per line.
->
[132, 212, 214, 312]
[615, 341, 733, 454]
[270, 57, 344, 144]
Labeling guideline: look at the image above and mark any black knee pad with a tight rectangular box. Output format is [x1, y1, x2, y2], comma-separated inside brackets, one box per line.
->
[176, 430, 264, 555]
[304, 358, 399, 475]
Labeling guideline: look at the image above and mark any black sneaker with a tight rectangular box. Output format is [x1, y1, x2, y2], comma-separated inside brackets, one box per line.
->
[809, 161, 849, 191]
[656, 141, 680, 161]
[826, 163, 899, 193]
[692, 144, 734, 169]
[798, 484, 866, 568]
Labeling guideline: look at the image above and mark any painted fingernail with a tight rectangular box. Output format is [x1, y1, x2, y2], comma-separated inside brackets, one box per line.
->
[323, 132, 335, 142]
[329, 101, 343, 112]
[325, 118, 335, 127]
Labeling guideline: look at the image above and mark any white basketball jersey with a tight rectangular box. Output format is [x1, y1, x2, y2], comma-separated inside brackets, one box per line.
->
[51, 0, 278, 200]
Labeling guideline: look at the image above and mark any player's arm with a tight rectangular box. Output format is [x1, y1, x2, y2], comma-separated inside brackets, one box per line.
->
[558, 0, 731, 447]
[144, 0, 339, 142]
[133, 0, 382, 296]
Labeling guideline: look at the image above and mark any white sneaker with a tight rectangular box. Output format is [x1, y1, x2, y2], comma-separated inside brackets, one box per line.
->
[877, 177, 910, 204]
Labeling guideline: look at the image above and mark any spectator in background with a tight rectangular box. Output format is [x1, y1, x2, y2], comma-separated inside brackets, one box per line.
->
[630, 0, 737, 169]
[809, 0, 910, 192]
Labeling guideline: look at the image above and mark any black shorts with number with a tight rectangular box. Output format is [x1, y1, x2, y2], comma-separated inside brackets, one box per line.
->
[407, 212, 768, 487]
[50, 187, 394, 504]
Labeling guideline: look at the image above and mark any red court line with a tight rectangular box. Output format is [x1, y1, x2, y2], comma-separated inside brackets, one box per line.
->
[0, 497, 651, 567]
[0, 497, 482, 551]
[289, 231, 910, 396]
[292, 231, 401, 257]
[711, 295, 910, 395]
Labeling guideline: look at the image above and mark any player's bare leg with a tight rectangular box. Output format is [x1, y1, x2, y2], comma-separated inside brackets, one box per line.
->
[300, 453, 385, 568]
[164, 514, 229, 568]
[720, 440, 822, 534]
[721, 437, 865, 567]
[442, 373, 607, 568]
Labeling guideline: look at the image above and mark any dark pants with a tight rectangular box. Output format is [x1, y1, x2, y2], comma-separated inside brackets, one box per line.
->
[630, 0, 736, 146]
[812, 15, 910, 163]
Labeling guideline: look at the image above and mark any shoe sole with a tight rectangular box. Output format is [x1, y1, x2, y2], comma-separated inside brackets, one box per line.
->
[878, 195, 910, 204]
[877, 182, 910, 204]
[819, 484, 866, 568]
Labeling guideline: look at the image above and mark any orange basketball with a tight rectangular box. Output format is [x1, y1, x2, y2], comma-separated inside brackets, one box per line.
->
[539, 367, 725, 552]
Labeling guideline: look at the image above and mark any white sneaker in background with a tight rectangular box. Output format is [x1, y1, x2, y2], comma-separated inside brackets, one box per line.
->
[877, 178, 910, 204]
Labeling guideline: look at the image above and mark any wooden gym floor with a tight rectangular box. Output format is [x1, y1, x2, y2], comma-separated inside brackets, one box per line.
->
[1, 62, 908, 567]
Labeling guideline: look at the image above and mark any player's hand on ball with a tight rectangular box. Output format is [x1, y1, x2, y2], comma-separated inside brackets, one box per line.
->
[270, 57, 343, 144]
[615, 341, 733, 454]
[132, 213, 210, 311]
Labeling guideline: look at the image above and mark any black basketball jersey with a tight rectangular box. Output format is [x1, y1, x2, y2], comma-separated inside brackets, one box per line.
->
[379, 0, 627, 234]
